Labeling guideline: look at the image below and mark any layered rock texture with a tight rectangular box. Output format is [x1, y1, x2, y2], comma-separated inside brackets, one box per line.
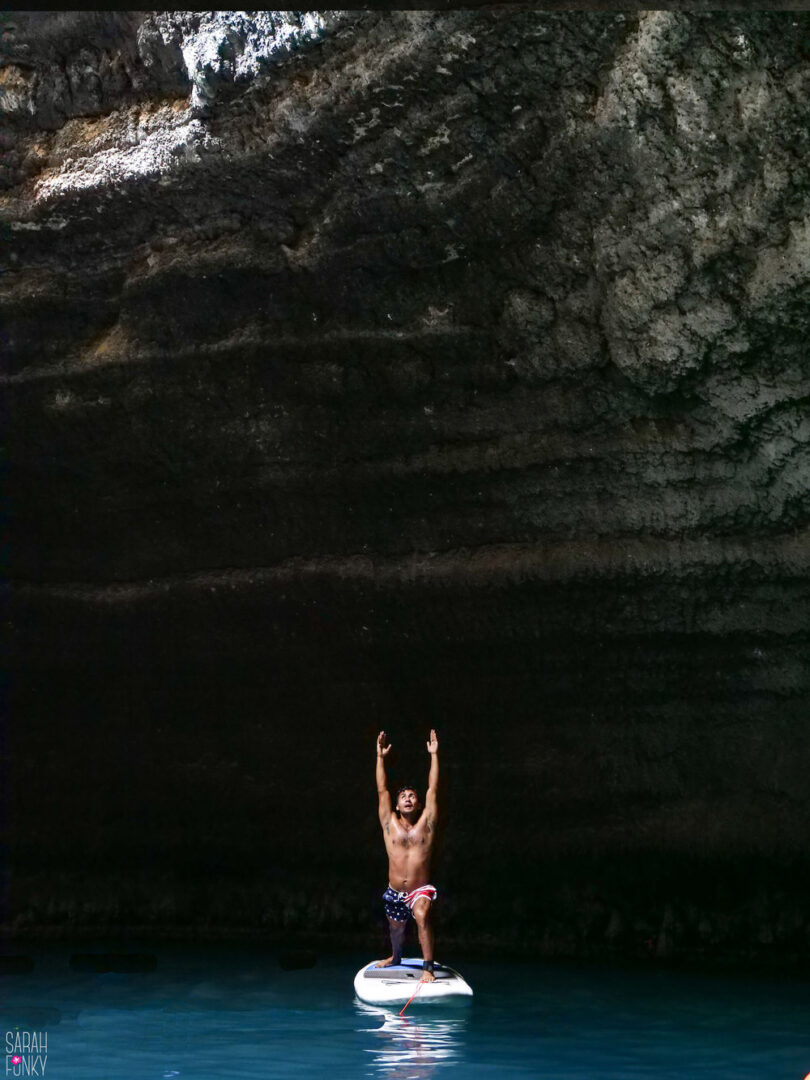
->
[3, 10, 810, 963]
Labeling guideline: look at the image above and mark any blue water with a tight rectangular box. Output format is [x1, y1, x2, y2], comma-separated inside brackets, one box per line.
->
[1, 944, 809, 1078]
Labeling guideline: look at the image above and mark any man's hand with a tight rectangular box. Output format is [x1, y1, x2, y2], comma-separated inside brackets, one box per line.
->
[426, 728, 438, 754]
[376, 732, 392, 825]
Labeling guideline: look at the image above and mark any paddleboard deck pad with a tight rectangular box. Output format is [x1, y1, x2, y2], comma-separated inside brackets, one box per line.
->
[354, 958, 473, 1006]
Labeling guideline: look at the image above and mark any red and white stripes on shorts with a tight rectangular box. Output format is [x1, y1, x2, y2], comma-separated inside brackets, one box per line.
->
[403, 885, 437, 909]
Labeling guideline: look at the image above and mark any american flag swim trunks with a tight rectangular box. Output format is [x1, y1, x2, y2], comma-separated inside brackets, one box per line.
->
[382, 884, 438, 922]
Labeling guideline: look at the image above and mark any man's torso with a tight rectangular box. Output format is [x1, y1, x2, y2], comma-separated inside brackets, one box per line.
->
[382, 812, 434, 891]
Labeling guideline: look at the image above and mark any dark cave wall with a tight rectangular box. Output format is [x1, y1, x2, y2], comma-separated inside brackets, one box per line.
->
[2, 10, 810, 959]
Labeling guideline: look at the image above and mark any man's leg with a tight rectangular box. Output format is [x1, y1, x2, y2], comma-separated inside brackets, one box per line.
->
[375, 916, 407, 968]
[412, 897, 435, 982]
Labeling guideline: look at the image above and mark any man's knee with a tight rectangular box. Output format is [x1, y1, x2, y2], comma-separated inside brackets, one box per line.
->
[412, 899, 431, 926]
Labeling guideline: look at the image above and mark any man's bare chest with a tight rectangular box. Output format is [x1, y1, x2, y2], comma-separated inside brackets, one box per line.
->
[385, 821, 431, 851]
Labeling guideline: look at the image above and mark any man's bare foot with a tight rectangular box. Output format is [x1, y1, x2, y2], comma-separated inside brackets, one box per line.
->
[420, 970, 436, 983]
[374, 956, 400, 968]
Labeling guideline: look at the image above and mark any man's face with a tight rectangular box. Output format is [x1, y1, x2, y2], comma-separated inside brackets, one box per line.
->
[397, 789, 421, 814]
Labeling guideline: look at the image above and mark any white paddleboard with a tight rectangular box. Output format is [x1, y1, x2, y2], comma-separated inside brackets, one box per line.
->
[354, 958, 473, 1006]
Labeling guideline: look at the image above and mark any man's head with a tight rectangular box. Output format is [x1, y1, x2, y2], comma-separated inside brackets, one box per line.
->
[395, 786, 422, 816]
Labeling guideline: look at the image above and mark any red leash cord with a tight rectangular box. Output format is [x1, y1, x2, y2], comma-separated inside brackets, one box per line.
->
[398, 976, 425, 1016]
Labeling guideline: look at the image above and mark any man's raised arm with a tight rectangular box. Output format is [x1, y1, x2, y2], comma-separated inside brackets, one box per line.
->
[425, 728, 439, 827]
[376, 731, 393, 826]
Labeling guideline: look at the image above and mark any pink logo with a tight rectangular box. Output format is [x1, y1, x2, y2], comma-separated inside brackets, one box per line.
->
[11, 1056, 21, 1065]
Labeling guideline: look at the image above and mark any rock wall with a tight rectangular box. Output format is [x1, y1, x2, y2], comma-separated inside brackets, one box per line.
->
[2, 10, 809, 963]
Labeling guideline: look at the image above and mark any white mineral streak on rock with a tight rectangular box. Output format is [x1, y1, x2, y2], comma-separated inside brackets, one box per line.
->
[0, 63, 37, 119]
[593, 10, 676, 129]
[591, 11, 797, 393]
[34, 112, 219, 199]
[167, 10, 330, 109]
[32, 11, 341, 201]
[8, 218, 67, 230]
[593, 13, 703, 391]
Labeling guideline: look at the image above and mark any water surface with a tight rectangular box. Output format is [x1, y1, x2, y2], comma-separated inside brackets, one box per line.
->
[1, 943, 808, 1078]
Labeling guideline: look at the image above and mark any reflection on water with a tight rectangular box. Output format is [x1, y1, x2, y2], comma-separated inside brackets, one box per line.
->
[355, 1001, 469, 1079]
[6, 947, 810, 1079]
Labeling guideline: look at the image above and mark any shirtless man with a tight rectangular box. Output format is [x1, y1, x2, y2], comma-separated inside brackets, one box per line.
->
[374, 728, 439, 983]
